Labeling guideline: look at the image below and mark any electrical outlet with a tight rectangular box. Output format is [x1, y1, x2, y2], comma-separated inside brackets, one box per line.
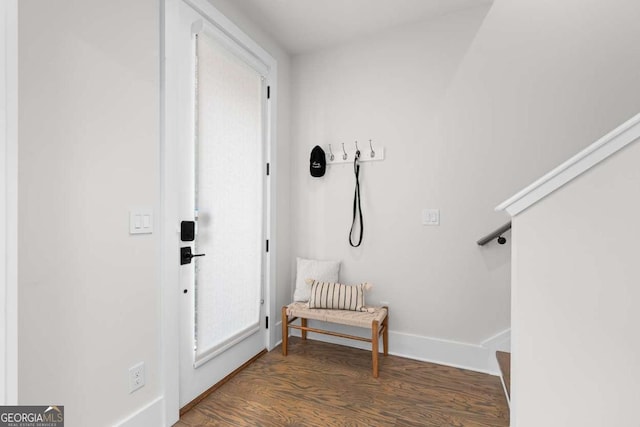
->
[129, 362, 145, 393]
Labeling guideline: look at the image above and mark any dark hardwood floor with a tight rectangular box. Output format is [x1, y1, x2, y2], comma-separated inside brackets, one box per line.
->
[176, 337, 509, 426]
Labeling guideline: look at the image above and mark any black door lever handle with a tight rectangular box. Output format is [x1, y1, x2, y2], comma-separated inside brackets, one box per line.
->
[180, 247, 206, 265]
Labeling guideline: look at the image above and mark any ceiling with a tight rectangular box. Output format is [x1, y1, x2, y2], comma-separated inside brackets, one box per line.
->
[230, 0, 492, 55]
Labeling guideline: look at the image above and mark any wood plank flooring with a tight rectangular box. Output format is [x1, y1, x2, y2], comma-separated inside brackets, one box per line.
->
[176, 337, 509, 426]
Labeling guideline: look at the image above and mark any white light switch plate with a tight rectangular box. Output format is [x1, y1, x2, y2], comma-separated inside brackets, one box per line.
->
[422, 209, 440, 226]
[130, 208, 153, 234]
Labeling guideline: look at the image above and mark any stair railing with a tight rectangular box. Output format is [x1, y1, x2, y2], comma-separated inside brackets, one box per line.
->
[477, 221, 511, 246]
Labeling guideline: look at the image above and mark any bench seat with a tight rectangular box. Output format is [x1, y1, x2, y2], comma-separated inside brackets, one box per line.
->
[282, 303, 389, 377]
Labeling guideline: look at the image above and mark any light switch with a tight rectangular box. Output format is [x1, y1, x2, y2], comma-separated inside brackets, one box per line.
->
[422, 209, 440, 226]
[130, 208, 153, 234]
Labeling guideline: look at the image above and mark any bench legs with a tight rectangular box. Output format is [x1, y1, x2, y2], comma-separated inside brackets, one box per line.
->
[373, 311, 389, 378]
[372, 320, 380, 378]
[282, 305, 390, 378]
[383, 308, 389, 356]
[281, 306, 288, 356]
[301, 318, 307, 340]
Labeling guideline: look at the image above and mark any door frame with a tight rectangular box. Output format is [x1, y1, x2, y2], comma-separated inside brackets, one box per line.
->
[0, 0, 18, 406]
[160, 0, 278, 423]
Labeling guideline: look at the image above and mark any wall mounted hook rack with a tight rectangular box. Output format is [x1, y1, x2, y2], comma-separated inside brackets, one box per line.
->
[326, 140, 385, 165]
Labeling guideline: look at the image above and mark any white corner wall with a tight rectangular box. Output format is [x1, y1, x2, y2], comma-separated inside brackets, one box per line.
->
[511, 140, 640, 426]
[18, 1, 161, 426]
[290, 5, 507, 371]
[291, 0, 640, 373]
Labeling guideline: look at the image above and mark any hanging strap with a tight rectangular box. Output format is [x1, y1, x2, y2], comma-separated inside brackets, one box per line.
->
[349, 151, 364, 247]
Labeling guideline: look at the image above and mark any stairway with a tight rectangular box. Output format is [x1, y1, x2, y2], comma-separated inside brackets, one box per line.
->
[496, 351, 511, 404]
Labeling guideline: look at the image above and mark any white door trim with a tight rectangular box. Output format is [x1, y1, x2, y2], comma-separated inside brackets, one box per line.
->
[0, 0, 18, 405]
[160, 0, 278, 423]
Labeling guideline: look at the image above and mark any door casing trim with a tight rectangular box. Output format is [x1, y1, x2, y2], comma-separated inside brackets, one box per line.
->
[0, 0, 18, 406]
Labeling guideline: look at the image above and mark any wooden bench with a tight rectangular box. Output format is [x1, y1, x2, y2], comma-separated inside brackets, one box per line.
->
[281, 302, 389, 377]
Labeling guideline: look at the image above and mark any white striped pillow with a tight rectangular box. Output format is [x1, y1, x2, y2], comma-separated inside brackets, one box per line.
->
[307, 279, 370, 311]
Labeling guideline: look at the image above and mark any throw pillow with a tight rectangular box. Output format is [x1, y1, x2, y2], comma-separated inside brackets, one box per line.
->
[293, 257, 340, 302]
[307, 279, 372, 311]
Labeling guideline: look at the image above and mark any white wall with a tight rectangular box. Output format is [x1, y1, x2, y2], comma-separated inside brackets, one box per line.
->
[438, 0, 640, 204]
[18, 1, 160, 426]
[438, 0, 640, 339]
[18, 0, 292, 425]
[291, 0, 640, 371]
[511, 140, 640, 426]
[290, 5, 508, 366]
[460, 0, 640, 422]
[0, 0, 18, 405]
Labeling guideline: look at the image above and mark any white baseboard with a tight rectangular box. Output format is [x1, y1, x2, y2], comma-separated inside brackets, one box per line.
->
[271, 320, 283, 350]
[499, 373, 511, 408]
[290, 321, 510, 375]
[114, 396, 164, 427]
[390, 330, 493, 374]
[482, 328, 511, 374]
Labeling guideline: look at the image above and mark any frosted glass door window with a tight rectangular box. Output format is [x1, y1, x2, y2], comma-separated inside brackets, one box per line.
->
[194, 33, 264, 363]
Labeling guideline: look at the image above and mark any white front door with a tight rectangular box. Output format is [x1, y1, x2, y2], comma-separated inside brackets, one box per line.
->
[171, 0, 271, 407]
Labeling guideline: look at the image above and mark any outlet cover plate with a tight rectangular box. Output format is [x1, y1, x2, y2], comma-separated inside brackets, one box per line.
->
[129, 362, 145, 393]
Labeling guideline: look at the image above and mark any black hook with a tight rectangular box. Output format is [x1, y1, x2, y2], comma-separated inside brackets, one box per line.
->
[497, 236, 506, 245]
